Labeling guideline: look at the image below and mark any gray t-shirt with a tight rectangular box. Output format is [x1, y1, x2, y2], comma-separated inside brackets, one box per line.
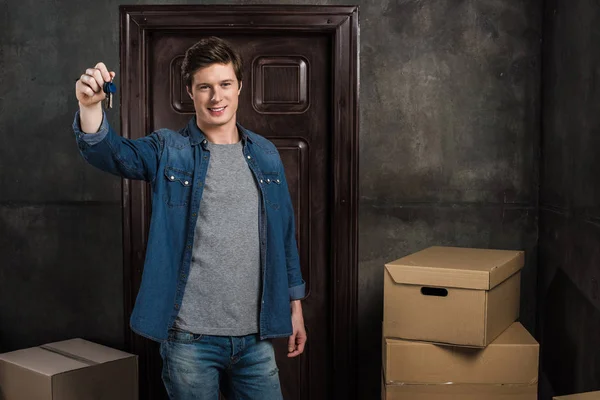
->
[174, 140, 261, 336]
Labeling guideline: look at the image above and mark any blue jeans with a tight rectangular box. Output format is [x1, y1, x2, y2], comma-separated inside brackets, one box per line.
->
[159, 329, 284, 400]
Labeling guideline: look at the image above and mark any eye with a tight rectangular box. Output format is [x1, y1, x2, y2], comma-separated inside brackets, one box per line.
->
[199, 86, 209, 90]
[222, 82, 231, 87]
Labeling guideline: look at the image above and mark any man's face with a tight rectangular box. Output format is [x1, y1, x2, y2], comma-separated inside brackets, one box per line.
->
[186, 62, 242, 132]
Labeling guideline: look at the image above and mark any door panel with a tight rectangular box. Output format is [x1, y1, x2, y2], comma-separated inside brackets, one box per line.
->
[121, 6, 358, 400]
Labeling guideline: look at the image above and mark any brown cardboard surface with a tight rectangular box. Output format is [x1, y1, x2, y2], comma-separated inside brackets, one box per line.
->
[53, 358, 138, 400]
[382, 382, 537, 400]
[0, 362, 51, 400]
[383, 246, 523, 346]
[383, 322, 539, 385]
[385, 246, 525, 290]
[45, 338, 135, 364]
[0, 346, 91, 376]
[554, 391, 600, 399]
[383, 273, 487, 346]
[486, 272, 521, 344]
[0, 338, 138, 400]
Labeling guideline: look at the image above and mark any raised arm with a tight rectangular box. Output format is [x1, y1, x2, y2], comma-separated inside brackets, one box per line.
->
[74, 62, 162, 182]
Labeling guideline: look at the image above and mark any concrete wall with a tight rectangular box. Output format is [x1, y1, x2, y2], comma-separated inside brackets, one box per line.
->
[358, 1, 541, 396]
[1, 0, 541, 398]
[538, 1, 600, 398]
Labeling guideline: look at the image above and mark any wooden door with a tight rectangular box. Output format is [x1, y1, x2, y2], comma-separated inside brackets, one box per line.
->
[120, 6, 358, 400]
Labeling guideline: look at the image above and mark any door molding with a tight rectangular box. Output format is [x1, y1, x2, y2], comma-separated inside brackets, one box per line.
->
[120, 5, 359, 399]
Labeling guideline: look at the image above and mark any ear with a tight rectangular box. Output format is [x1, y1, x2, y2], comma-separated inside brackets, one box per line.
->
[186, 86, 193, 99]
[238, 81, 243, 94]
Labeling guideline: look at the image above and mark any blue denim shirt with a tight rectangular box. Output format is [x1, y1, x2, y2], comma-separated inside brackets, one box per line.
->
[72, 110, 305, 342]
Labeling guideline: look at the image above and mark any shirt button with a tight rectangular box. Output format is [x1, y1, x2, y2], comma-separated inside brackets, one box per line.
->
[260, 179, 264, 184]
[247, 155, 252, 160]
[203, 140, 207, 144]
[187, 245, 192, 250]
[174, 304, 180, 310]
[170, 176, 175, 180]
[184, 181, 189, 185]
[192, 213, 197, 217]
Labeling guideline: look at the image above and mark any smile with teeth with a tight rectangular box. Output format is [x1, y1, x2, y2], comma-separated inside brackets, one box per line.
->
[209, 106, 226, 112]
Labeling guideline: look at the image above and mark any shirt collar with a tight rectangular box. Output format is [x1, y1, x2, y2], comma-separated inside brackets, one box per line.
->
[186, 115, 252, 147]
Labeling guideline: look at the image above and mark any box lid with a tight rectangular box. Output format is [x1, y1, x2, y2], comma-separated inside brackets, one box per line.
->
[385, 246, 525, 290]
[0, 338, 135, 377]
[384, 322, 539, 385]
[554, 392, 600, 400]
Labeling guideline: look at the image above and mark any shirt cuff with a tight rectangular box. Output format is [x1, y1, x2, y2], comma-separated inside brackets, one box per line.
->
[289, 281, 306, 301]
[72, 109, 109, 146]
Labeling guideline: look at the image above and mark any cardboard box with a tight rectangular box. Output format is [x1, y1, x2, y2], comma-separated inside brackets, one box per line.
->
[0, 338, 138, 400]
[383, 322, 539, 385]
[554, 391, 600, 399]
[382, 379, 537, 400]
[384, 246, 524, 346]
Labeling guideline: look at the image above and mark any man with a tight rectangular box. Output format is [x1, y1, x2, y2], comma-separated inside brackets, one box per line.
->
[74, 36, 306, 400]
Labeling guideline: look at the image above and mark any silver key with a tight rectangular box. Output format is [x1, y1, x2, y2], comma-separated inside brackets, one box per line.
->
[105, 89, 113, 109]
[104, 79, 114, 109]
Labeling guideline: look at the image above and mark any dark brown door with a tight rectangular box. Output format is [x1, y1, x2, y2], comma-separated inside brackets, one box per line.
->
[120, 6, 358, 400]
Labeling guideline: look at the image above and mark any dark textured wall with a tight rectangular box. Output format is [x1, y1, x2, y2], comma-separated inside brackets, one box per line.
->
[358, 0, 541, 397]
[1, 0, 541, 398]
[538, 1, 600, 398]
[0, 1, 125, 351]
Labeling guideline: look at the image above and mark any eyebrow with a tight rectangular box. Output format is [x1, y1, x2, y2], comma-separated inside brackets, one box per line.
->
[195, 79, 234, 87]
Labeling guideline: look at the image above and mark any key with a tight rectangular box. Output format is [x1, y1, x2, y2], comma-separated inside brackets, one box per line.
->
[103, 79, 116, 109]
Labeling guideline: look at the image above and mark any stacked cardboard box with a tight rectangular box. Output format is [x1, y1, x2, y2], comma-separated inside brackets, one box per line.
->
[382, 246, 539, 399]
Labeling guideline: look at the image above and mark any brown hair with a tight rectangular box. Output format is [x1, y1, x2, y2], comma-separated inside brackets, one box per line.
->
[181, 36, 243, 89]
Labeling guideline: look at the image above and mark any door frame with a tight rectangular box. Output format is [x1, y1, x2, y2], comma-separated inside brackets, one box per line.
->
[119, 5, 359, 399]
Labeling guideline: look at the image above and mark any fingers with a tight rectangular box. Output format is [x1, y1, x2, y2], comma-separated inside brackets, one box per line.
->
[94, 62, 112, 82]
[296, 337, 306, 354]
[287, 333, 306, 358]
[77, 76, 96, 97]
[84, 69, 103, 93]
[287, 334, 296, 353]
[77, 63, 116, 100]
[287, 347, 302, 358]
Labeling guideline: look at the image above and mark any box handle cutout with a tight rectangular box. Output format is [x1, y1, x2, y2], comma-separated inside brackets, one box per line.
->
[420, 287, 448, 297]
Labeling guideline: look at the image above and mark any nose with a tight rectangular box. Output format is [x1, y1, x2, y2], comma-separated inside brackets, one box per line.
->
[211, 87, 223, 103]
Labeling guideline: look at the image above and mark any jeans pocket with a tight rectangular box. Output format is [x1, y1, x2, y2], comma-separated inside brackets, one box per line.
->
[167, 328, 204, 344]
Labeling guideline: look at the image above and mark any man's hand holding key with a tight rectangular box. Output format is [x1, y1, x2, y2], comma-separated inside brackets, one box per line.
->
[75, 62, 115, 133]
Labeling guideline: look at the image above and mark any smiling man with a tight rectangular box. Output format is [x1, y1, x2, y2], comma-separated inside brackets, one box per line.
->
[73, 37, 306, 400]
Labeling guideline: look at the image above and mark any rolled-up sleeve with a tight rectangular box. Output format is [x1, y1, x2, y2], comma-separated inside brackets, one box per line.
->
[289, 282, 306, 301]
[73, 109, 109, 146]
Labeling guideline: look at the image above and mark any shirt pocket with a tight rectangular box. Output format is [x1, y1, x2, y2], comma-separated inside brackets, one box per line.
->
[163, 166, 193, 207]
[261, 171, 282, 210]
